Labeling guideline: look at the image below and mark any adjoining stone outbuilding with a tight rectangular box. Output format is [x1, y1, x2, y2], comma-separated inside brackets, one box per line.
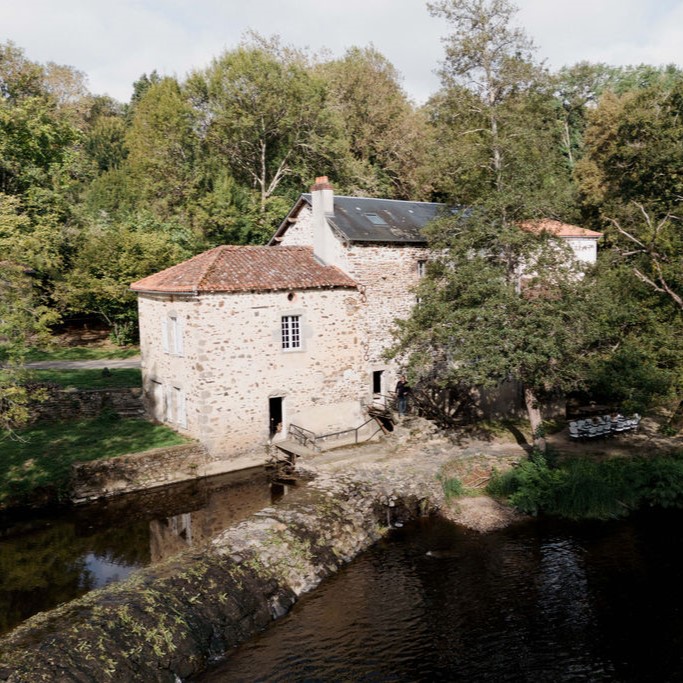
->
[132, 176, 601, 469]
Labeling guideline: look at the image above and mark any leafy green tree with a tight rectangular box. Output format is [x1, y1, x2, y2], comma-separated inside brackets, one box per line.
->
[553, 62, 683, 172]
[130, 70, 162, 108]
[0, 260, 58, 432]
[391, 1, 601, 447]
[425, 0, 575, 214]
[576, 77, 683, 312]
[124, 77, 199, 219]
[54, 213, 194, 343]
[391, 204, 601, 449]
[319, 46, 428, 199]
[187, 37, 338, 238]
[0, 42, 84, 196]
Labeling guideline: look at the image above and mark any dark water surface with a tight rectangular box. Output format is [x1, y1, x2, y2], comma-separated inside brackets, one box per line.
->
[196, 510, 683, 683]
[0, 468, 277, 635]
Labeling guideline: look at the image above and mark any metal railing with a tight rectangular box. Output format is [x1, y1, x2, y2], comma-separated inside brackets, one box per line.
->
[288, 423, 320, 451]
[363, 392, 397, 411]
[288, 417, 384, 451]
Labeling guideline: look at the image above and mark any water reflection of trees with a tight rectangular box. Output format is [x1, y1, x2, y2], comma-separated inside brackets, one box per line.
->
[1, 468, 274, 635]
[0, 516, 150, 635]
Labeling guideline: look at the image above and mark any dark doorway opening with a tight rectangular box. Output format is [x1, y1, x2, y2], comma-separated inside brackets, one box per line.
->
[373, 370, 384, 395]
[269, 397, 283, 438]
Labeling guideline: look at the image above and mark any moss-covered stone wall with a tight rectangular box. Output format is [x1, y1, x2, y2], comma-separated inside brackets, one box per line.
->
[0, 474, 437, 682]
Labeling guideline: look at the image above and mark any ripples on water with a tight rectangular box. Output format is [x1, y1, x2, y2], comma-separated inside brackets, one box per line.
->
[197, 511, 683, 682]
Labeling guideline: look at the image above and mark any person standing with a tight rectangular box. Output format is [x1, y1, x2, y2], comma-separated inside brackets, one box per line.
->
[395, 376, 411, 418]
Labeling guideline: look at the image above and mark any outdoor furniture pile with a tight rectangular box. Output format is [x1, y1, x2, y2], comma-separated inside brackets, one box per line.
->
[568, 413, 641, 440]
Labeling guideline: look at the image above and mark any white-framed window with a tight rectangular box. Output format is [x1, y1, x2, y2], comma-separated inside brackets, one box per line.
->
[281, 315, 301, 350]
[417, 260, 427, 277]
[162, 314, 184, 356]
[163, 385, 187, 428]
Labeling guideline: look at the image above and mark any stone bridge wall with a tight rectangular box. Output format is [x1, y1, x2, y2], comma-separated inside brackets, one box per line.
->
[70, 442, 211, 503]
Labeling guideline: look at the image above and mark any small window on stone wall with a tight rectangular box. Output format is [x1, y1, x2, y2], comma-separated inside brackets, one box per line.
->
[164, 385, 187, 428]
[281, 315, 301, 350]
[417, 260, 427, 278]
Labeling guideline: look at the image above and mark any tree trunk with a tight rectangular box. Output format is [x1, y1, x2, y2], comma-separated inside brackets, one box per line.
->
[524, 385, 546, 452]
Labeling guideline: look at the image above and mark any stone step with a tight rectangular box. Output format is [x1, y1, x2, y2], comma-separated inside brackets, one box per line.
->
[274, 439, 318, 458]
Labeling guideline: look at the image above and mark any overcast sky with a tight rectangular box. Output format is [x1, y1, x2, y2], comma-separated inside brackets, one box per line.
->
[2, 0, 683, 104]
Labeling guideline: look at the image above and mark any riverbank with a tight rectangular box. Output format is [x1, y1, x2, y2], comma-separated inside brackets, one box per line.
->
[0, 417, 508, 681]
[1, 416, 681, 681]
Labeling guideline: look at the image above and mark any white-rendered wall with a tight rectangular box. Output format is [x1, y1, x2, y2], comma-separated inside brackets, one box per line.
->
[138, 287, 364, 457]
[565, 237, 598, 264]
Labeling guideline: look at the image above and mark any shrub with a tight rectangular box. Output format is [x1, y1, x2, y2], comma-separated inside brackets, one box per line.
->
[439, 475, 465, 500]
[487, 451, 683, 520]
[639, 457, 683, 508]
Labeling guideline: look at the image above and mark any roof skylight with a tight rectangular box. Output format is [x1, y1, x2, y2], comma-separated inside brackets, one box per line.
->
[364, 213, 387, 226]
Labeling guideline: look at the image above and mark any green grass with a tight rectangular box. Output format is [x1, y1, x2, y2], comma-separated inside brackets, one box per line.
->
[22, 368, 142, 389]
[25, 346, 139, 362]
[439, 475, 465, 500]
[0, 415, 188, 507]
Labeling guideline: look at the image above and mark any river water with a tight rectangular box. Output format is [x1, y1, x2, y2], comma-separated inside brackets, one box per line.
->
[4, 476, 683, 682]
[195, 510, 683, 682]
[0, 468, 277, 635]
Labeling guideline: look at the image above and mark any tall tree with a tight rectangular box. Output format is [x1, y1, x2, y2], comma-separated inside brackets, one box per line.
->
[0, 260, 58, 433]
[425, 0, 574, 214]
[576, 77, 683, 313]
[428, 0, 539, 191]
[319, 46, 428, 199]
[54, 213, 193, 344]
[390, 205, 600, 449]
[124, 77, 199, 219]
[187, 36, 340, 240]
[391, 0, 594, 446]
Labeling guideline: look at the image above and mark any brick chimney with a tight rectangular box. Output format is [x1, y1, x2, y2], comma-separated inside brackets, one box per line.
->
[311, 175, 334, 264]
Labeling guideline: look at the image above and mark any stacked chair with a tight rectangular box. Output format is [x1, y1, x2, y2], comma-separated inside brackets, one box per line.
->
[568, 413, 641, 440]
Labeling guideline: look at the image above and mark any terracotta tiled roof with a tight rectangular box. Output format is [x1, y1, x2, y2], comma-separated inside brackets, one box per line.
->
[131, 245, 358, 294]
[520, 219, 602, 238]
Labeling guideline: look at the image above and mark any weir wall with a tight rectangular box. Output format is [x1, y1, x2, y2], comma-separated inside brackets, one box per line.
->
[0, 430, 448, 683]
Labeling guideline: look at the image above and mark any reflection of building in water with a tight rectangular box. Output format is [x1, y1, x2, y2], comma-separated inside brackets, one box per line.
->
[149, 478, 274, 563]
[168, 513, 193, 544]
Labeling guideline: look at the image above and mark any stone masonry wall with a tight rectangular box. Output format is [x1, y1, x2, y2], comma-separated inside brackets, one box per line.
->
[278, 203, 429, 399]
[138, 286, 365, 459]
[346, 241, 428, 369]
[29, 386, 143, 423]
[70, 442, 210, 502]
[0, 433, 447, 683]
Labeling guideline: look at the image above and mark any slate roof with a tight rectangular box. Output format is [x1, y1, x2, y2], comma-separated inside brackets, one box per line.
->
[520, 219, 602, 238]
[130, 245, 357, 294]
[271, 194, 447, 245]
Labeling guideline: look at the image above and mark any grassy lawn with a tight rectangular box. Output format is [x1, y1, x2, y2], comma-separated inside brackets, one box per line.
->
[3, 368, 143, 389]
[25, 346, 139, 362]
[0, 415, 188, 508]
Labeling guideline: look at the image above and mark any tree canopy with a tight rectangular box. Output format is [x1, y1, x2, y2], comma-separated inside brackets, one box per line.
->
[1, 5, 682, 434]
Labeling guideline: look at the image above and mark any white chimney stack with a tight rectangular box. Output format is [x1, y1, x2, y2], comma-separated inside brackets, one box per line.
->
[311, 175, 334, 263]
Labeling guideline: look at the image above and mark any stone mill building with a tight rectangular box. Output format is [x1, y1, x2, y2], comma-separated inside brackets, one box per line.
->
[131, 176, 600, 470]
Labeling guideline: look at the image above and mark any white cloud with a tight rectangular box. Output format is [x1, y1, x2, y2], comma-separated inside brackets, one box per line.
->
[1, 0, 683, 104]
